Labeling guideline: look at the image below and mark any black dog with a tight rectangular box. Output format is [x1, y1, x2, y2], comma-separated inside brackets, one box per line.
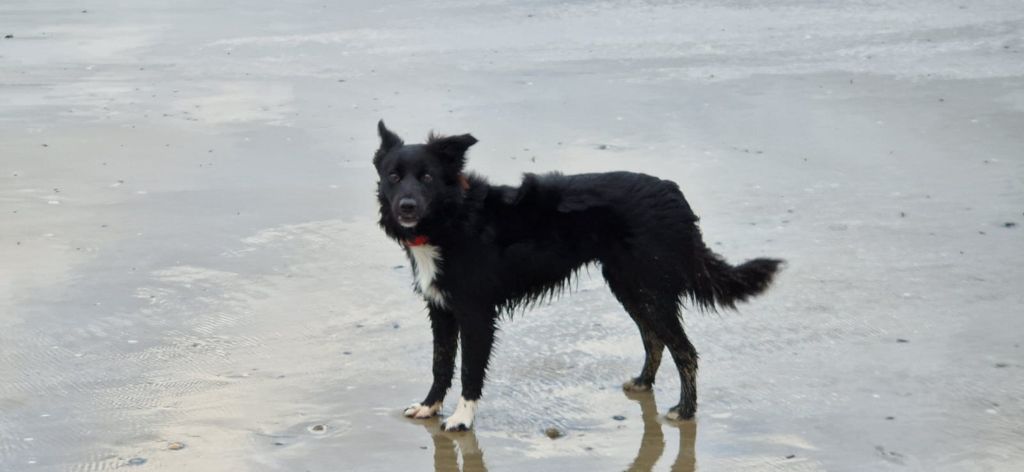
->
[374, 121, 782, 431]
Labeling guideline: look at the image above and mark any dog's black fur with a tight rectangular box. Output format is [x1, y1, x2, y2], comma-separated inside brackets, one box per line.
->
[374, 121, 782, 430]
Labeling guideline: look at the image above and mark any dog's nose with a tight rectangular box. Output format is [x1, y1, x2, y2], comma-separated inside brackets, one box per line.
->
[398, 198, 417, 214]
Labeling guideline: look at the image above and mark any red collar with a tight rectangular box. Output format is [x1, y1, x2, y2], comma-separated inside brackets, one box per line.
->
[406, 235, 430, 247]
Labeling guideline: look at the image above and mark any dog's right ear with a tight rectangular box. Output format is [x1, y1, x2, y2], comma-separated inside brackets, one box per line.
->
[374, 120, 403, 168]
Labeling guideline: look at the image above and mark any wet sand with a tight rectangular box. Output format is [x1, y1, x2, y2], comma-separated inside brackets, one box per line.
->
[2, 0, 1024, 470]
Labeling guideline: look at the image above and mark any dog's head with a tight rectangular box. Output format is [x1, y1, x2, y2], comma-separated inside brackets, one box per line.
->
[374, 120, 477, 230]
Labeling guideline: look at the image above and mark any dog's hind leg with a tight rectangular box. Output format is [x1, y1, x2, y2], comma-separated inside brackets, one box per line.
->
[622, 311, 665, 392]
[604, 267, 666, 392]
[648, 305, 699, 421]
[442, 311, 496, 432]
[604, 253, 699, 419]
[404, 306, 458, 419]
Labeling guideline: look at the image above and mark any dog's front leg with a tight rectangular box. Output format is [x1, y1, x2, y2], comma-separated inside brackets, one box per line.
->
[442, 314, 495, 432]
[404, 306, 458, 419]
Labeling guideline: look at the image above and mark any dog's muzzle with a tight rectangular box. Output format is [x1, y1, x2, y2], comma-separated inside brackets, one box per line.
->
[395, 198, 420, 227]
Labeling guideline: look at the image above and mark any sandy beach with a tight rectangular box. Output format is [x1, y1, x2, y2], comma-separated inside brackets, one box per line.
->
[2, 0, 1023, 470]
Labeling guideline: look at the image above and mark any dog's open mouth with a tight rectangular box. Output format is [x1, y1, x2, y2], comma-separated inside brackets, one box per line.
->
[397, 215, 419, 228]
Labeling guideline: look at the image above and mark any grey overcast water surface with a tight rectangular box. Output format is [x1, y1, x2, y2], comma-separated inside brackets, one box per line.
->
[2, 1, 1024, 471]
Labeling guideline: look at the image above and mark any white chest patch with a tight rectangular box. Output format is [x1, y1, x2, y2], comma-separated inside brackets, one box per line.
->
[408, 244, 446, 306]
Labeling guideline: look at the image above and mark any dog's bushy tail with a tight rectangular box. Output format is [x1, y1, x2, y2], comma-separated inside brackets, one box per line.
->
[689, 247, 783, 311]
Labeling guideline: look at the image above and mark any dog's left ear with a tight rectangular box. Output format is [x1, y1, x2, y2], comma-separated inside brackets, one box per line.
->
[426, 133, 478, 171]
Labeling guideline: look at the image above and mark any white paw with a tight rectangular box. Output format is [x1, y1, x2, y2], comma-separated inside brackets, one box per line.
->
[441, 397, 478, 432]
[622, 378, 653, 392]
[403, 402, 441, 419]
[666, 405, 695, 421]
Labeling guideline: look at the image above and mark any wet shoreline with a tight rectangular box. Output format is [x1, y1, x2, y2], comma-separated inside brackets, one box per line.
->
[3, 0, 1024, 470]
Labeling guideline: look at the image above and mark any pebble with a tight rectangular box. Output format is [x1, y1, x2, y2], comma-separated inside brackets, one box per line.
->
[544, 427, 564, 439]
[308, 424, 327, 434]
[168, 442, 186, 450]
[612, 415, 626, 421]
[127, 457, 147, 466]
[4, 34, 13, 39]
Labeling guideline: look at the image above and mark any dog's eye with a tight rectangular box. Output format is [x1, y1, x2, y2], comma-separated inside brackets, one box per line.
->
[421, 173, 433, 183]
[388, 173, 400, 183]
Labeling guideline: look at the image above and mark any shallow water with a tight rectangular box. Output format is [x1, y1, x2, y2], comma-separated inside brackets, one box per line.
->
[2, 0, 1024, 470]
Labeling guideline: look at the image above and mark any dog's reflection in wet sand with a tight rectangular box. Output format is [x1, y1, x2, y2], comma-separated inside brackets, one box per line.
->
[417, 418, 488, 472]
[625, 391, 696, 472]
[413, 391, 696, 472]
